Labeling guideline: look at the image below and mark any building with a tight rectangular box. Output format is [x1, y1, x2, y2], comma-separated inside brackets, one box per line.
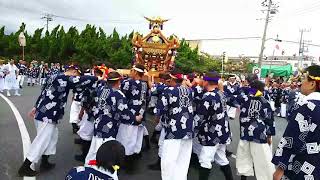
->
[262, 55, 316, 71]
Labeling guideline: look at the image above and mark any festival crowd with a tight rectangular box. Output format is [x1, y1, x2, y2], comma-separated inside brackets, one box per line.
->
[0, 59, 67, 96]
[1, 58, 318, 180]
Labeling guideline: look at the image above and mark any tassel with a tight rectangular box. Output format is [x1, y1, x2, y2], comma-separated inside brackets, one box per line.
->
[112, 165, 120, 172]
[255, 90, 263, 97]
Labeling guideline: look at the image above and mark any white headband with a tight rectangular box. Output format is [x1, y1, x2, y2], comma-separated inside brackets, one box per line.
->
[133, 67, 144, 73]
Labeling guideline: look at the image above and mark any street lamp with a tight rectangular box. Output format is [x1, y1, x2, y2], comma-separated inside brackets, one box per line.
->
[18, 32, 26, 61]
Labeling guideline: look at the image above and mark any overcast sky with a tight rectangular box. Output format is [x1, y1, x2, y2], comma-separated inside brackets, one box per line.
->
[1, 0, 320, 58]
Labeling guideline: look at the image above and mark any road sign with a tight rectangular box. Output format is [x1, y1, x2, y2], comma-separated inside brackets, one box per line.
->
[252, 67, 261, 79]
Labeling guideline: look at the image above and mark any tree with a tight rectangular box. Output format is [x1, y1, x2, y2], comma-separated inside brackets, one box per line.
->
[0, 23, 224, 73]
[175, 39, 221, 73]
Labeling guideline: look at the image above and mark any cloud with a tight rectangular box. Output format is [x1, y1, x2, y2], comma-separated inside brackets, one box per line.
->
[0, 0, 320, 57]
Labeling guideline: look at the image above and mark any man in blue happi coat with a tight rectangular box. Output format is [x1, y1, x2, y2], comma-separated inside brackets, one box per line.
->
[156, 70, 194, 180]
[273, 65, 320, 180]
[233, 80, 276, 180]
[18, 64, 98, 177]
[194, 71, 233, 180]
[85, 71, 141, 165]
[116, 64, 148, 172]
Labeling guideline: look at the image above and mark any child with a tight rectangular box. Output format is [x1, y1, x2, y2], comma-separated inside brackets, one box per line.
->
[66, 140, 125, 180]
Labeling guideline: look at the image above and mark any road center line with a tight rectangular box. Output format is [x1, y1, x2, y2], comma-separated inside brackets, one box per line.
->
[0, 94, 36, 180]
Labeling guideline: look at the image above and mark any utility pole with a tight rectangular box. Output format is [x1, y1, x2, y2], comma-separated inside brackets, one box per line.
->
[41, 13, 53, 32]
[257, 0, 279, 67]
[298, 29, 310, 68]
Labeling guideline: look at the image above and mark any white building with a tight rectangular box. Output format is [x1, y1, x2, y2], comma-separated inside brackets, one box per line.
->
[262, 55, 317, 71]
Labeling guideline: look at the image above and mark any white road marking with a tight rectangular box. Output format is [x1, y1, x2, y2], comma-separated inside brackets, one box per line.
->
[0, 94, 36, 180]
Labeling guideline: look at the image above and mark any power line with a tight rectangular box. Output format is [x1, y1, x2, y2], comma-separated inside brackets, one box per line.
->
[294, 4, 320, 16]
[286, 1, 320, 17]
[185, 37, 261, 41]
[41, 13, 53, 32]
[0, 3, 144, 25]
[291, 1, 320, 14]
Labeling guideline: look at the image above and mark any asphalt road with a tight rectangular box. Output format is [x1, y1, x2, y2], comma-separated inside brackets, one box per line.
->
[0, 85, 288, 180]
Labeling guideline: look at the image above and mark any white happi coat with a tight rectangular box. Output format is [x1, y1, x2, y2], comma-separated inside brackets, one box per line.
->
[4, 63, 19, 90]
[0, 64, 5, 91]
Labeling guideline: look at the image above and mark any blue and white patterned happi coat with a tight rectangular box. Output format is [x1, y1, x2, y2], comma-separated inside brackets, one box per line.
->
[120, 78, 148, 125]
[34, 74, 98, 124]
[192, 85, 205, 106]
[224, 82, 240, 97]
[72, 87, 84, 102]
[194, 89, 231, 146]
[287, 89, 304, 119]
[81, 80, 107, 122]
[232, 93, 275, 143]
[65, 166, 116, 180]
[92, 84, 135, 139]
[272, 92, 320, 180]
[149, 82, 167, 108]
[156, 85, 194, 140]
[17, 63, 27, 75]
[27, 67, 39, 78]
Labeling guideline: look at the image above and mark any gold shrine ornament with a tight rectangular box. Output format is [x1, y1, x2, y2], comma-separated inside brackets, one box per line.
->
[152, 35, 160, 43]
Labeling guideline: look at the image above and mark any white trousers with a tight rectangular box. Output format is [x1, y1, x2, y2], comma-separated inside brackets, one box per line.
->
[161, 139, 192, 180]
[77, 112, 94, 141]
[27, 77, 36, 84]
[69, 101, 81, 124]
[85, 136, 115, 165]
[236, 140, 275, 180]
[199, 144, 229, 169]
[116, 124, 144, 156]
[192, 138, 202, 157]
[27, 120, 58, 163]
[40, 78, 46, 85]
[270, 101, 276, 111]
[280, 103, 287, 117]
[143, 125, 149, 136]
[158, 128, 166, 158]
[17, 75, 25, 86]
[227, 105, 237, 119]
[0, 78, 4, 91]
[4, 75, 18, 90]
